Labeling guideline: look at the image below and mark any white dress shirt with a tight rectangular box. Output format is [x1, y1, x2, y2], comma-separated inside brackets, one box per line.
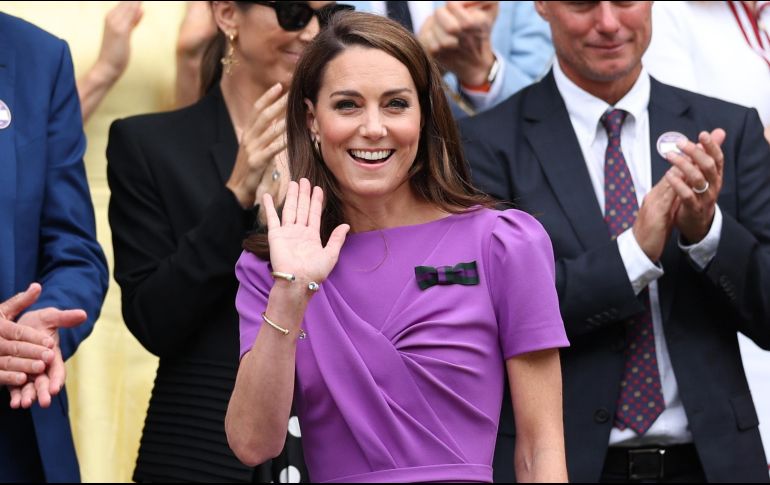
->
[553, 60, 724, 447]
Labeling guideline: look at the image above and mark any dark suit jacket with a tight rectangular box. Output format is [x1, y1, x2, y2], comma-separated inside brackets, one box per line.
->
[0, 13, 108, 482]
[107, 87, 278, 482]
[460, 71, 770, 483]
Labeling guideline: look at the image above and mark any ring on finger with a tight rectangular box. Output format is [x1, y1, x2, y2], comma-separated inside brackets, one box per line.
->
[692, 181, 710, 194]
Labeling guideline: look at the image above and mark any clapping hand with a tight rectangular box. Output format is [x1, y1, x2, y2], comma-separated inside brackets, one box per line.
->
[8, 306, 87, 409]
[665, 129, 726, 244]
[0, 284, 54, 387]
[418, 1, 499, 87]
[227, 83, 289, 210]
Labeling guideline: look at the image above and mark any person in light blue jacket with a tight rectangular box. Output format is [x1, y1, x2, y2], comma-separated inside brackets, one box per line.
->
[344, 1, 553, 116]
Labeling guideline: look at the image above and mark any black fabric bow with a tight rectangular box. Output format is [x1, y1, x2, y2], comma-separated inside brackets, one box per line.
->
[414, 261, 479, 290]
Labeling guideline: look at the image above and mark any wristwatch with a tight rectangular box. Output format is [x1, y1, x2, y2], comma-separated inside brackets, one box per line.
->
[461, 55, 500, 93]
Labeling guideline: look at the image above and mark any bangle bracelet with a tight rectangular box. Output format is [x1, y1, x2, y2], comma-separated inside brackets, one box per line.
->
[262, 312, 289, 335]
[261, 312, 307, 339]
[271, 271, 296, 282]
[271, 271, 320, 293]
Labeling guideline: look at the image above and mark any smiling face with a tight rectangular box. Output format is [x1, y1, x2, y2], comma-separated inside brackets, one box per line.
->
[306, 45, 422, 206]
[215, 1, 332, 92]
[536, 1, 652, 100]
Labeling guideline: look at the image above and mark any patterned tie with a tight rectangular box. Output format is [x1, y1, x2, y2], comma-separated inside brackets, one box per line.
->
[601, 109, 665, 435]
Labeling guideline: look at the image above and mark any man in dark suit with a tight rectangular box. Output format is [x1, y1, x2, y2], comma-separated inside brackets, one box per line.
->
[0, 12, 109, 482]
[460, 1, 770, 482]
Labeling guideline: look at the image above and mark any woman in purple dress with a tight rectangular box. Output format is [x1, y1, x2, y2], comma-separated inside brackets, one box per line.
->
[226, 11, 569, 483]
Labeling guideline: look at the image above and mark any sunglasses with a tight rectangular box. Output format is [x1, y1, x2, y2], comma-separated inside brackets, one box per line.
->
[248, 2, 355, 31]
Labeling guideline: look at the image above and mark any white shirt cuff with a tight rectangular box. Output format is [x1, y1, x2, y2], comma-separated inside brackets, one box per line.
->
[458, 51, 506, 111]
[617, 228, 665, 295]
[678, 205, 723, 270]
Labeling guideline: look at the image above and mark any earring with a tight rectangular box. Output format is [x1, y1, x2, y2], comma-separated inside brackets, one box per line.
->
[221, 32, 239, 75]
[312, 135, 322, 158]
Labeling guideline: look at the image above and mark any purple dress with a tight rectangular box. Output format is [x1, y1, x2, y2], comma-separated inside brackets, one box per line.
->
[236, 208, 569, 483]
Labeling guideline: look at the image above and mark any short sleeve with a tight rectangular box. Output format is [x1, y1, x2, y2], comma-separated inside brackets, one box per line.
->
[235, 250, 273, 359]
[487, 210, 570, 359]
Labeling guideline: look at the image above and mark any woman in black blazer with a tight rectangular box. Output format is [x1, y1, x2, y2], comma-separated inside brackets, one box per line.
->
[107, 2, 349, 481]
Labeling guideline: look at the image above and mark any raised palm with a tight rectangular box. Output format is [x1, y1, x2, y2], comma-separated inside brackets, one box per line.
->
[263, 179, 349, 285]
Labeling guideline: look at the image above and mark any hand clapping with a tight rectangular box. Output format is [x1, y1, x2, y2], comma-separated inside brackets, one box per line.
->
[0, 284, 54, 387]
[227, 83, 289, 210]
[634, 129, 727, 261]
[0, 283, 88, 409]
[664, 129, 726, 244]
[418, 1, 499, 87]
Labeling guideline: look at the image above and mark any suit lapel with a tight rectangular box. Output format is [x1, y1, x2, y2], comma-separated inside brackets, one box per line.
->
[0, 31, 16, 298]
[648, 78, 697, 326]
[523, 72, 609, 250]
[209, 86, 238, 184]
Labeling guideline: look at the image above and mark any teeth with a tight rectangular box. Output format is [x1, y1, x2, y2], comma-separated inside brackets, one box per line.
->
[350, 149, 393, 161]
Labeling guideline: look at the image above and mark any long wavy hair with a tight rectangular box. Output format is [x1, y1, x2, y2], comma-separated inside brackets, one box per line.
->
[244, 11, 491, 259]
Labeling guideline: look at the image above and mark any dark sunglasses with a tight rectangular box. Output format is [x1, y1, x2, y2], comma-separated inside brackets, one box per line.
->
[248, 2, 355, 31]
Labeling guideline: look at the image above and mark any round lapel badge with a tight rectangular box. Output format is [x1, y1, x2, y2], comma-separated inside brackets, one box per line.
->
[656, 131, 687, 159]
[0, 100, 11, 130]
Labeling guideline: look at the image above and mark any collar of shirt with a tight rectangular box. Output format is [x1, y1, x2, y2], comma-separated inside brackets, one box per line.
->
[552, 60, 652, 209]
[552, 59, 651, 149]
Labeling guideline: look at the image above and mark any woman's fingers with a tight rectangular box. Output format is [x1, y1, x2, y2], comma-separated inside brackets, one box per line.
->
[255, 118, 287, 153]
[324, 224, 351, 262]
[295, 179, 312, 227]
[245, 92, 288, 142]
[250, 83, 283, 123]
[263, 193, 281, 232]
[308, 186, 324, 231]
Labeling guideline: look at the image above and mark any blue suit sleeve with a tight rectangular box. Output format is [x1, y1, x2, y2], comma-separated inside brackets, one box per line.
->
[28, 40, 108, 361]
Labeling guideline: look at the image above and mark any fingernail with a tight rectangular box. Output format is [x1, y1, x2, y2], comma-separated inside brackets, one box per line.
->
[42, 349, 53, 361]
[676, 140, 687, 149]
[272, 83, 282, 93]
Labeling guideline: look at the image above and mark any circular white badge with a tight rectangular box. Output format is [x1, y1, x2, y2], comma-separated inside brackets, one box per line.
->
[0, 100, 11, 130]
[656, 131, 687, 158]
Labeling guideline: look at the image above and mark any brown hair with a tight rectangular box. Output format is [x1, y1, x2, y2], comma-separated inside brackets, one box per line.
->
[244, 11, 491, 258]
[200, 2, 253, 97]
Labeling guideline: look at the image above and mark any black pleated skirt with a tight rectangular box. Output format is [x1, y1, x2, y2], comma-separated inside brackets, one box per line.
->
[133, 359, 307, 483]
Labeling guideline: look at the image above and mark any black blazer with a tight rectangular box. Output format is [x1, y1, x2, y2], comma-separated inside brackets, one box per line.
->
[107, 88, 302, 482]
[460, 72, 770, 483]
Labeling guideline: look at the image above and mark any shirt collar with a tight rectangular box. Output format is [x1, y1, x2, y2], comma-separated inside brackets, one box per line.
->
[553, 60, 651, 145]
